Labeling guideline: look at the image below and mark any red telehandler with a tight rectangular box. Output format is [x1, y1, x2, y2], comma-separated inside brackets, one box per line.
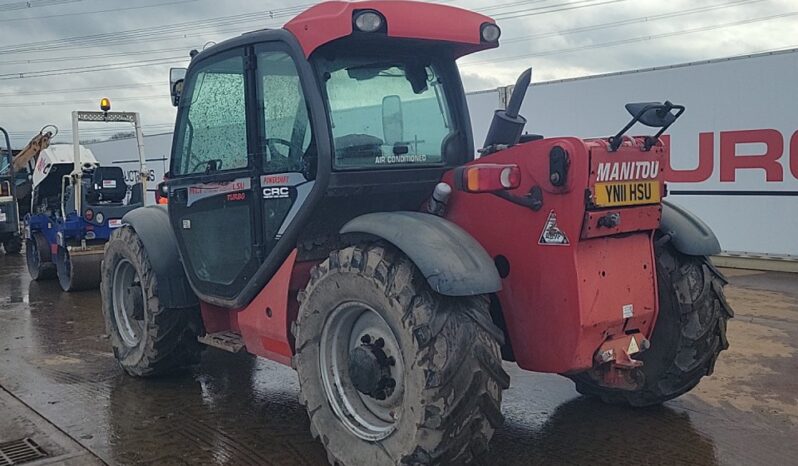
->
[101, 2, 733, 464]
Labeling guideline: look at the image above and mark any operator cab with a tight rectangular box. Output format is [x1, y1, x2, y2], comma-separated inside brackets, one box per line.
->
[166, 1, 499, 306]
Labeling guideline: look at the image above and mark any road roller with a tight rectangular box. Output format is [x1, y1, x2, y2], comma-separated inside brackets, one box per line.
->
[25, 100, 147, 291]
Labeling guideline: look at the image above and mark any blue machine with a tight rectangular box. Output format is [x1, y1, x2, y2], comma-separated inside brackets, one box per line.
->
[26, 103, 147, 291]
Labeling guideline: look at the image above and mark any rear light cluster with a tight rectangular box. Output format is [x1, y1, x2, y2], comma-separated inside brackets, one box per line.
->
[454, 163, 521, 193]
[84, 209, 104, 224]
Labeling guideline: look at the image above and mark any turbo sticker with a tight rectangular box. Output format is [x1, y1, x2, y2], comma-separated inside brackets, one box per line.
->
[186, 178, 250, 207]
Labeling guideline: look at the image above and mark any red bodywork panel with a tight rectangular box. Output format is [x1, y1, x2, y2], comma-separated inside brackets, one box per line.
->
[443, 137, 664, 374]
[199, 137, 666, 375]
[200, 250, 315, 366]
[283, 0, 497, 57]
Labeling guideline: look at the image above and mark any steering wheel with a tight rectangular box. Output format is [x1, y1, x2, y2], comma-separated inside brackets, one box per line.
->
[265, 138, 293, 160]
[192, 159, 223, 173]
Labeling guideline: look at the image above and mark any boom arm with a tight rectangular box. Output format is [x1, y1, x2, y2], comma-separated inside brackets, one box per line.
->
[12, 126, 57, 172]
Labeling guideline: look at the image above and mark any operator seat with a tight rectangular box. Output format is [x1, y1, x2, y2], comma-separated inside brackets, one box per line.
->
[87, 166, 127, 204]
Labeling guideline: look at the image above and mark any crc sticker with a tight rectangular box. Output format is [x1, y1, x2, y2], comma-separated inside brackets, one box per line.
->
[622, 304, 634, 319]
[102, 179, 117, 189]
[182, 219, 191, 229]
[538, 210, 569, 246]
[262, 186, 290, 199]
[108, 219, 122, 228]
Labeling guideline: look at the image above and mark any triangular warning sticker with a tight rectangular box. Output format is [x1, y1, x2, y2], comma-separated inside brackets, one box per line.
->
[539, 210, 569, 246]
[628, 337, 640, 355]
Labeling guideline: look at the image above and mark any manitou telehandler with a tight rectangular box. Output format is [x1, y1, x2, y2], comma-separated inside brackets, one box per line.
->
[102, 2, 733, 464]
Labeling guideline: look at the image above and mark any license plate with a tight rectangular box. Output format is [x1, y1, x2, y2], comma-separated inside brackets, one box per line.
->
[594, 181, 660, 207]
[108, 219, 122, 228]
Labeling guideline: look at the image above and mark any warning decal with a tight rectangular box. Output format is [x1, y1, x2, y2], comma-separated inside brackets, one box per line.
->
[538, 210, 569, 246]
[628, 337, 640, 355]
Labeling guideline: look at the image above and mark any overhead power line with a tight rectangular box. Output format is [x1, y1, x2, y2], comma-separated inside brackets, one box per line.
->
[0, 46, 191, 66]
[0, 0, 198, 23]
[0, 56, 185, 80]
[500, 0, 767, 44]
[0, 81, 162, 97]
[492, 0, 627, 21]
[462, 10, 798, 66]
[0, 3, 315, 55]
[0, 94, 167, 107]
[0, 0, 82, 12]
[477, 0, 550, 13]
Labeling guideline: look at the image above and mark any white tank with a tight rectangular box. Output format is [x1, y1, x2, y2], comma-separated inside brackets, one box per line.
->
[32, 144, 98, 189]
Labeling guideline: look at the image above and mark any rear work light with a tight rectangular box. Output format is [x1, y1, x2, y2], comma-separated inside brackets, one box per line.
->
[353, 10, 384, 32]
[480, 23, 501, 42]
[454, 164, 521, 193]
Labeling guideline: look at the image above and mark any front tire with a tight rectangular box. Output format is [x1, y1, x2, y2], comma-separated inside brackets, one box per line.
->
[572, 241, 733, 407]
[294, 244, 509, 466]
[101, 226, 203, 377]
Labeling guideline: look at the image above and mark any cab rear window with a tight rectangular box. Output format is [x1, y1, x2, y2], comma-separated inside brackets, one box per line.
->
[319, 59, 454, 170]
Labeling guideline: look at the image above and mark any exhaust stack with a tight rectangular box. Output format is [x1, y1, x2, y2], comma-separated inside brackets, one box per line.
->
[482, 68, 532, 151]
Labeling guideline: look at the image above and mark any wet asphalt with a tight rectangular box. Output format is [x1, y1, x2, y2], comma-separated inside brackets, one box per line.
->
[0, 253, 796, 465]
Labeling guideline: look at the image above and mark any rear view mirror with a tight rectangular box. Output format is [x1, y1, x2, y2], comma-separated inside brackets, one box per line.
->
[625, 102, 677, 127]
[609, 101, 685, 151]
[170, 68, 187, 107]
[382, 95, 404, 145]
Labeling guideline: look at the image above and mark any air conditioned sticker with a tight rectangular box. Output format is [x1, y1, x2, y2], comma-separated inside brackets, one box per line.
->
[538, 210, 569, 246]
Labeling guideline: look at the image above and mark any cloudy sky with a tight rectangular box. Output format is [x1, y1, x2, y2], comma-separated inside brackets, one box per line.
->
[1, 0, 796, 146]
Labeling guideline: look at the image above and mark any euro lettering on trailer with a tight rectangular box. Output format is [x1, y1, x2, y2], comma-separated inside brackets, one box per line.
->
[539, 210, 569, 245]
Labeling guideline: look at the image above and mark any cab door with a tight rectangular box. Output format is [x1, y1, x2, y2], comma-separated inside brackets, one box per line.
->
[167, 49, 263, 301]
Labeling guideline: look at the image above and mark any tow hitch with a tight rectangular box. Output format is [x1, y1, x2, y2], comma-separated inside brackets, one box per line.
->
[592, 334, 651, 390]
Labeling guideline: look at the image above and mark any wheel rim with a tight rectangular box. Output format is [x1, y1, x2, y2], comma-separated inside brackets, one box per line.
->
[111, 259, 146, 347]
[319, 301, 405, 441]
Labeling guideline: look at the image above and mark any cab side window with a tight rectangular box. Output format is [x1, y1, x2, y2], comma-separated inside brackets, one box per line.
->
[256, 50, 313, 175]
[173, 55, 248, 176]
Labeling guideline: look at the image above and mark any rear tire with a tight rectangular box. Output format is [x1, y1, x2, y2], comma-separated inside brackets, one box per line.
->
[3, 235, 22, 254]
[26, 233, 56, 280]
[101, 225, 203, 377]
[294, 244, 509, 466]
[571, 241, 733, 407]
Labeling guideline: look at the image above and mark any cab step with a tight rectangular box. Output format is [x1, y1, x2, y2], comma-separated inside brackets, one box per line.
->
[198, 331, 246, 353]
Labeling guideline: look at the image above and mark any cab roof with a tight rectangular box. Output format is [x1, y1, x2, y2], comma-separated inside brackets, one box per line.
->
[283, 0, 498, 57]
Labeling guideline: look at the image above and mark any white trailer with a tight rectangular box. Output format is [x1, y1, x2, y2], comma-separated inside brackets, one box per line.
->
[87, 48, 798, 264]
[468, 48, 798, 264]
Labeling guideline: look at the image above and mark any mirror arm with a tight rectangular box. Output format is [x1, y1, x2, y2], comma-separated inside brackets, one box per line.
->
[644, 104, 685, 151]
[609, 103, 685, 152]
